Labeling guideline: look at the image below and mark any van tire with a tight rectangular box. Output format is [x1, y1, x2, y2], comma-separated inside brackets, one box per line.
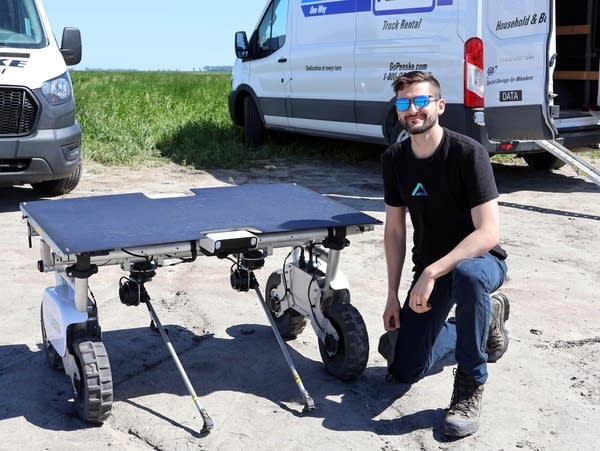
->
[31, 162, 82, 196]
[523, 152, 566, 171]
[243, 96, 265, 147]
[383, 107, 408, 145]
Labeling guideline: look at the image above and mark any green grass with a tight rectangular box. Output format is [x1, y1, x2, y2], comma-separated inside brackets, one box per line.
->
[73, 70, 599, 169]
[73, 71, 381, 169]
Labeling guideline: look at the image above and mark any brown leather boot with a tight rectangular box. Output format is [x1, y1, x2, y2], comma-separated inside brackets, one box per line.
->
[486, 292, 510, 363]
[443, 367, 484, 437]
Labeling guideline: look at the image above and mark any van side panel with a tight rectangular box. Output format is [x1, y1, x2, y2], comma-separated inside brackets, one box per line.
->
[288, 1, 357, 135]
[355, 0, 478, 140]
[249, 0, 291, 129]
[231, 0, 492, 146]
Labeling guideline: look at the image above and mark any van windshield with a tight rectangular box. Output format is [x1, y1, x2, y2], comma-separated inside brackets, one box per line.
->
[0, 0, 47, 48]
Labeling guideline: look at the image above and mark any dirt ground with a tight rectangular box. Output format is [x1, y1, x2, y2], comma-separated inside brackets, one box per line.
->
[0, 153, 599, 451]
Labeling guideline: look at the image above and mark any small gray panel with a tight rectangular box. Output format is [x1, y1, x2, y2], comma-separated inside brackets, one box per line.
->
[485, 105, 556, 141]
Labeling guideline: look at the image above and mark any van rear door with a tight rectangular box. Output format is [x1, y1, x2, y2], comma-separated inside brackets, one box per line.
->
[483, 0, 557, 141]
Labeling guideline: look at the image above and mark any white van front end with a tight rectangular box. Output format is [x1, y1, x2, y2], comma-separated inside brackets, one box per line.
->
[0, 0, 82, 195]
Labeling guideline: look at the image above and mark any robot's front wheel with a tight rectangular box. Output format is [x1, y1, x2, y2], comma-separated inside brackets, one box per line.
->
[318, 303, 369, 381]
[72, 340, 113, 423]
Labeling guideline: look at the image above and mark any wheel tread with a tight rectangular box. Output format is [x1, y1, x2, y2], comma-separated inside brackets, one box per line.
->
[318, 303, 369, 381]
[74, 340, 113, 423]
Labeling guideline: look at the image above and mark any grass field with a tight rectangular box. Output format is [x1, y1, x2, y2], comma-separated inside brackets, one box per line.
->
[73, 71, 380, 169]
[73, 71, 598, 170]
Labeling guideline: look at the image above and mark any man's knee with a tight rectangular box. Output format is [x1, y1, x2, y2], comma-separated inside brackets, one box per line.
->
[453, 259, 485, 293]
[390, 357, 427, 384]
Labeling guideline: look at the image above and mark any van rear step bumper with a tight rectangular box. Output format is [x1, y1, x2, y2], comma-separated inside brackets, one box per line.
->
[557, 127, 600, 147]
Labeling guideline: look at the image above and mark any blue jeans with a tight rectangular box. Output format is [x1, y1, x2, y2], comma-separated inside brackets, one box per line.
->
[389, 252, 508, 385]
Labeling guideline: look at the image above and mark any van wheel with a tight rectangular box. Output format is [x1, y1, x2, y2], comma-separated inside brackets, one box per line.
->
[31, 162, 82, 196]
[243, 96, 265, 147]
[523, 152, 566, 170]
[383, 108, 404, 145]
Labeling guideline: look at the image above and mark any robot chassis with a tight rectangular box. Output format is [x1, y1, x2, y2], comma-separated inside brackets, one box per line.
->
[30, 222, 375, 434]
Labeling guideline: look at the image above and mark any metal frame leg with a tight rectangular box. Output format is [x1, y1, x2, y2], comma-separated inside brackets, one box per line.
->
[144, 299, 214, 434]
[253, 284, 316, 412]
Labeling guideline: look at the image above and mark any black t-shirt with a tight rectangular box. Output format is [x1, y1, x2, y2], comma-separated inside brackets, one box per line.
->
[382, 128, 502, 271]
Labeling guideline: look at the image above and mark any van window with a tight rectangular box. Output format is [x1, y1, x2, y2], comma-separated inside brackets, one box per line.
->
[256, 0, 288, 57]
[0, 0, 46, 48]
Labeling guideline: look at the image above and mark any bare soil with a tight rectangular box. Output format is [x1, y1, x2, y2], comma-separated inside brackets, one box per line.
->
[0, 154, 599, 450]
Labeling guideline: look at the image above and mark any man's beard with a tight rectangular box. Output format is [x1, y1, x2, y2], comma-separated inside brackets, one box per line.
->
[400, 112, 437, 135]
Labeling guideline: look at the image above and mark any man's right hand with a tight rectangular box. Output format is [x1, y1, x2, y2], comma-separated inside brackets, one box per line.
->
[383, 295, 401, 331]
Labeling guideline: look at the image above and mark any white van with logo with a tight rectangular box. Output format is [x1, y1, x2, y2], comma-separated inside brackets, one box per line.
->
[229, 0, 600, 170]
[0, 0, 82, 195]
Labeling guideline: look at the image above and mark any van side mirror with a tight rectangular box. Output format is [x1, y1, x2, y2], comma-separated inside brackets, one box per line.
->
[60, 27, 82, 66]
[235, 31, 249, 59]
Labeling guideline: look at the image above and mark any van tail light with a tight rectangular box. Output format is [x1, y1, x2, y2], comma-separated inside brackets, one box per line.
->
[465, 37, 484, 108]
[497, 141, 518, 152]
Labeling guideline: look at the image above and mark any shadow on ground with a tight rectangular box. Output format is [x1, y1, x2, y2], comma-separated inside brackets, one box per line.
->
[0, 321, 456, 438]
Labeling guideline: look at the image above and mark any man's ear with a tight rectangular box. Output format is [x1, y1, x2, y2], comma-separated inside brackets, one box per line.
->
[437, 98, 446, 115]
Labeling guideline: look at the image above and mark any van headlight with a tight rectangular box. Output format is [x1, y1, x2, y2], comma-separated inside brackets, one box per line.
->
[41, 72, 73, 106]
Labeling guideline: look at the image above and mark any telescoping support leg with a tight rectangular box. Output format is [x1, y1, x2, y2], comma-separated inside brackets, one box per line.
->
[253, 284, 316, 412]
[144, 299, 214, 434]
[230, 254, 315, 412]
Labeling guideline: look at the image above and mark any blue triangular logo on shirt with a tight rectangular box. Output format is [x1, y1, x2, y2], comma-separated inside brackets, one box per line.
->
[411, 183, 428, 197]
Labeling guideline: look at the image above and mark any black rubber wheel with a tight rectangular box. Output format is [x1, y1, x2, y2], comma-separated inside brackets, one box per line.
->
[318, 303, 369, 381]
[523, 152, 566, 170]
[266, 272, 307, 340]
[383, 107, 403, 145]
[40, 305, 63, 370]
[72, 340, 113, 423]
[243, 96, 265, 147]
[31, 162, 82, 196]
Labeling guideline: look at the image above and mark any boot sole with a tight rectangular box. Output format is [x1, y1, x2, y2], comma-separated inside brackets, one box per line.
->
[487, 293, 510, 363]
[444, 421, 480, 437]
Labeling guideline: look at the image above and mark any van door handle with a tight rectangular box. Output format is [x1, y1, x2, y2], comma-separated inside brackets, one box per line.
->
[278, 58, 287, 63]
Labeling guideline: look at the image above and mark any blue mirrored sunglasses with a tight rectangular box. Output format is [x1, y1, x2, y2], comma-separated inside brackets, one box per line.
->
[395, 95, 439, 112]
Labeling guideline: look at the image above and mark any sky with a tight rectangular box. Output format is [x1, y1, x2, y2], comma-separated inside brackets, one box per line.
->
[42, 1, 265, 71]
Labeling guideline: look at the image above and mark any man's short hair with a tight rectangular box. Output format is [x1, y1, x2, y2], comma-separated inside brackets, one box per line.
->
[392, 71, 442, 98]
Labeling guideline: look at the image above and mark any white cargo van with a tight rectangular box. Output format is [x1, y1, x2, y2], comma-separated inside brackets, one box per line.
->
[229, 0, 600, 170]
[0, 0, 82, 195]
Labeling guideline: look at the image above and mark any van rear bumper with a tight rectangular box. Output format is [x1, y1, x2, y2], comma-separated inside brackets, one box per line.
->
[442, 104, 600, 153]
[0, 123, 82, 186]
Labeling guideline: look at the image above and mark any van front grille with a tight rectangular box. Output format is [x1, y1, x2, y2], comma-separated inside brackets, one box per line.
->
[0, 158, 31, 172]
[0, 87, 38, 136]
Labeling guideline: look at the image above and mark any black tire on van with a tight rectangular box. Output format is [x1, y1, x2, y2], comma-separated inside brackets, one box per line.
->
[31, 162, 82, 196]
[243, 96, 265, 147]
[523, 152, 566, 171]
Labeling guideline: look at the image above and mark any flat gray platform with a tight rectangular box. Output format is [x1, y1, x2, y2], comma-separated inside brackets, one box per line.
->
[20, 183, 381, 254]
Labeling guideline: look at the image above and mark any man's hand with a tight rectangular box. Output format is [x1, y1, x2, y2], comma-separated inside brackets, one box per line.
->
[383, 294, 401, 331]
[409, 269, 435, 313]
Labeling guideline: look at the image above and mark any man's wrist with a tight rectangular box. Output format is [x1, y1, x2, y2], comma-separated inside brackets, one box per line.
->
[423, 266, 438, 280]
[386, 292, 400, 304]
